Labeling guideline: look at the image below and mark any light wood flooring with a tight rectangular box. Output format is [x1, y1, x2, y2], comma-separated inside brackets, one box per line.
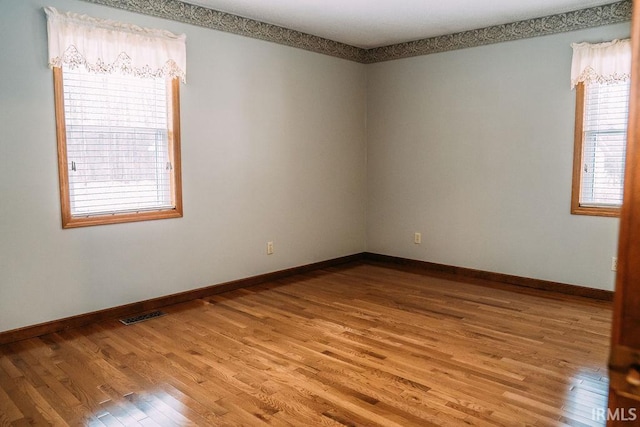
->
[0, 262, 613, 426]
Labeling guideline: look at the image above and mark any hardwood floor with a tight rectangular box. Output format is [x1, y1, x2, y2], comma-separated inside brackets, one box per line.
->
[0, 263, 612, 426]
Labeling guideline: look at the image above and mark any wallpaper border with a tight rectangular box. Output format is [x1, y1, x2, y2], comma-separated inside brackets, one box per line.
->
[80, 0, 366, 62]
[365, 0, 632, 63]
[80, 0, 631, 63]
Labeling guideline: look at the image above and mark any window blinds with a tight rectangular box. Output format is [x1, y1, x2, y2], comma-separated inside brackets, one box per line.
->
[580, 80, 630, 207]
[63, 65, 174, 216]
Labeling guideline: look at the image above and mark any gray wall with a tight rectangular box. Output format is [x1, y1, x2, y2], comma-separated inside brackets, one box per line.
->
[0, 0, 367, 332]
[366, 23, 629, 291]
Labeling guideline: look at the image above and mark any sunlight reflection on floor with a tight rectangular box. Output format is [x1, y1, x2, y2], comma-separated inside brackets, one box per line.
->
[561, 367, 609, 427]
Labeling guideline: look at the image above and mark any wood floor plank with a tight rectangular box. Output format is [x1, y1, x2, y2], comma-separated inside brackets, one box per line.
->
[0, 263, 612, 426]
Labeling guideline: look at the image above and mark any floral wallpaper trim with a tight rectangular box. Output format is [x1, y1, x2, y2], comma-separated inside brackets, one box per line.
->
[364, 1, 632, 63]
[80, 0, 631, 64]
[79, 0, 366, 62]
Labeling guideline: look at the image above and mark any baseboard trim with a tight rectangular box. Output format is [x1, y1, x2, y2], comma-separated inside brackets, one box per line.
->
[0, 253, 364, 345]
[364, 252, 614, 302]
[1, 252, 613, 345]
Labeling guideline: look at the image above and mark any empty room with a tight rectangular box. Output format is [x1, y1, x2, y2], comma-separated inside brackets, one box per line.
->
[1, 0, 640, 425]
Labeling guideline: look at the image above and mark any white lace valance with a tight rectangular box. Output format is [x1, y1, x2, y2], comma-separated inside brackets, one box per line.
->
[44, 6, 186, 82]
[570, 39, 631, 89]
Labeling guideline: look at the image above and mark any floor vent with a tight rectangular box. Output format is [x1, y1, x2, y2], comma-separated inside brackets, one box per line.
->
[119, 310, 166, 326]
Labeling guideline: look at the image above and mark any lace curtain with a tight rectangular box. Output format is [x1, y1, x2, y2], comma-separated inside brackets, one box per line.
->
[44, 6, 186, 82]
[570, 39, 630, 89]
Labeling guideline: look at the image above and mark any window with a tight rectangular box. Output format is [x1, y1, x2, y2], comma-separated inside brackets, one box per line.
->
[572, 80, 629, 216]
[53, 66, 182, 227]
[45, 7, 186, 228]
[570, 39, 631, 217]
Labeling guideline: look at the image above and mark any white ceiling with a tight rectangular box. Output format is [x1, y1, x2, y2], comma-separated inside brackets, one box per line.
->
[182, 0, 617, 49]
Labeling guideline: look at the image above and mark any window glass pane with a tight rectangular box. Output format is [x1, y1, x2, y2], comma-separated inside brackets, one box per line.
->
[580, 81, 629, 207]
[62, 66, 173, 216]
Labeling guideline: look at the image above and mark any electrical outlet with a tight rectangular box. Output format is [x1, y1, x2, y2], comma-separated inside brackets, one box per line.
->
[414, 232, 421, 244]
[612, 256, 618, 272]
[267, 241, 274, 255]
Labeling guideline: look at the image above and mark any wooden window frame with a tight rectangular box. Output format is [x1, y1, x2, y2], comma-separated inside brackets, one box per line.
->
[53, 67, 183, 228]
[571, 82, 622, 218]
